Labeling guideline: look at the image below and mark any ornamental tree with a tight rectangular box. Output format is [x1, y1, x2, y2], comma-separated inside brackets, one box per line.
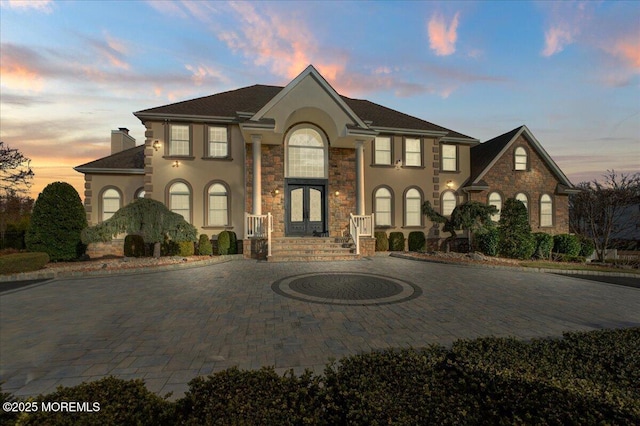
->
[26, 182, 87, 261]
[81, 198, 197, 258]
[422, 201, 497, 251]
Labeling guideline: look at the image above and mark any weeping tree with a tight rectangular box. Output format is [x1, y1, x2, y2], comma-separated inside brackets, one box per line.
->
[422, 201, 497, 252]
[81, 198, 197, 258]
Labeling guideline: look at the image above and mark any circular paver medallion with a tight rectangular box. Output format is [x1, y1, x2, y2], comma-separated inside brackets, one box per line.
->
[272, 272, 421, 305]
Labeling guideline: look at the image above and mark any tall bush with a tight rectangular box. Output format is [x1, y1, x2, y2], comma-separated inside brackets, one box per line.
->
[498, 198, 535, 259]
[228, 231, 238, 255]
[475, 227, 499, 256]
[408, 231, 426, 252]
[217, 231, 231, 255]
[25, 182, 87, 261]
[553, 234, 581, 256]
[389, 232, 405, 251]
[197, 234, 212, 255]
[374, 231, 388, 251]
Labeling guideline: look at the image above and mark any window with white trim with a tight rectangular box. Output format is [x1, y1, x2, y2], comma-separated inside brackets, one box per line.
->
[442, 191, 456, 216]
[169, 124, 190, 156]
[405, 188, 422, 226]
[169, 182, 191, 223]
[374, 136, 392, 165]
[515, 147, 527, 170]
[404, 138, 421, 167]
[208, 126, 228, 158]
[286, 126, 327, 178]
[102, 188, 120, 221]
[442, 144, 457, 171]
[515, 193, 528, 211]
[374, 187, 392, 226]
[489, 192, 502, 222]
[208, 183, 228, 226]
[540, 194, 553, 227]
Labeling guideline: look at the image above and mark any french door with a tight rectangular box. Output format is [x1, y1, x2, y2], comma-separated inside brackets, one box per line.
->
[285, 180, 327, 236]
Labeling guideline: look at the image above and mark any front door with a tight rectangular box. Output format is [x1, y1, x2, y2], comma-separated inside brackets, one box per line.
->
[286, 181, 326, 236]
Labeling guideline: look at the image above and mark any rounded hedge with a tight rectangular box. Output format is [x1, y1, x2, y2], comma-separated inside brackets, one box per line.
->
[178, 241, 194, 257]
[26, 182, 87, 261]
[0, 252, 50, 274]
[228, 231, 238, 255]
[553, 234, 581, 256]
[374, 231, 389, 251]
[475, 228, 499, 256]
[408, 231, 426, 252]
[532, 232, 553, 260]
[217, 231, 231, 255]
[389, 232, 405, 251]
[197, 234, 213, 255]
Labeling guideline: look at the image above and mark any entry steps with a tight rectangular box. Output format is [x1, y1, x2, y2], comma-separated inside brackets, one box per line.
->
[268, 237, 359, 262]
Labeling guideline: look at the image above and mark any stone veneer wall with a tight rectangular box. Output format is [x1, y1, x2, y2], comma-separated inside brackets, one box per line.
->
[83, 174, 93, 224]
[467, 135, 569, 234]
[86, 241, 124, 258]
[246, 145, 357, 238]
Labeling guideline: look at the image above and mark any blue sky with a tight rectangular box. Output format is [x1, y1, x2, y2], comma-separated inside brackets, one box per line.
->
[1, 0, 638, 199]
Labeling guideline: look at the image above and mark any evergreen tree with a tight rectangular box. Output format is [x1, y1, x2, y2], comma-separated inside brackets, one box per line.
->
[498, 198, 535, 259]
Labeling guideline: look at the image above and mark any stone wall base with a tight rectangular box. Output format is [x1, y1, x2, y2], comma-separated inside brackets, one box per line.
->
[359, 237, 376, 257]
[87, 240, 124, 259]
[243, 238, 267, 260]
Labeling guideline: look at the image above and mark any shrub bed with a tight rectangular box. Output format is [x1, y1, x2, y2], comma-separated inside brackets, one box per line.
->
[553, 234, 581, 257]
[0, 252, 50, 275]
[3, 328, 638, 425]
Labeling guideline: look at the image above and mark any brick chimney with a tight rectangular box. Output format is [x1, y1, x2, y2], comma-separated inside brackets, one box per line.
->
[111, 128, 136, 154]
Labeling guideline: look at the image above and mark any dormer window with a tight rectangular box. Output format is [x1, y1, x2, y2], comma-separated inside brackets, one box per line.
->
[515, 147, 527, 170]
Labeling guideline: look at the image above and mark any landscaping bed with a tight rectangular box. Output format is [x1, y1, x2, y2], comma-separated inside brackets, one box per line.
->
[2, 327, 638, 425]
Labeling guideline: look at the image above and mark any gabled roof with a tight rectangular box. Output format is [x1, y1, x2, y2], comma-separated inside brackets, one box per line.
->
[74, 145, 145, 174]
[133, 65, 476, 141]
[467, 125, 575, 190]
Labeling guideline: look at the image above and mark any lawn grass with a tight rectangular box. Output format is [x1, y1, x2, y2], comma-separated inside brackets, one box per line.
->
[520, 260, 639, 274]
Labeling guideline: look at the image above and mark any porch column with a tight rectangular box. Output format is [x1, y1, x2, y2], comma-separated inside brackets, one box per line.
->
[355, 140, 365, 215]
[252, 134, 262, 215]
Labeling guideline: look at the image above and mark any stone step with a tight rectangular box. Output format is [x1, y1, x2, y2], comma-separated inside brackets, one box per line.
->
[268, 236, 359, 262]
[268, 253, 360, 262]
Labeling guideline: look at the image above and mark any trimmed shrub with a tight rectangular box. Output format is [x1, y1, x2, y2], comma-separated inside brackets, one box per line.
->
[217, 231, 231, 255]
[197, 234, 213, 255]
[389, 232, 405, 251]
[475, 227, 499, 256]
[26, 182, 87, 261]
[553, 234, 581, 256]
[124, 234, 145, 258]
[374, 231, 388, 251]
[579, 236, 595, 258]
[408, 231, 426, 252]
[498, 198, 535, 259]
[178, 241, 194, 257]
[0, 252, 49, 274]
[532, 232, 554, 260]
[13, 376, 175, 425]
[160, 236, 179, 256]
[176, 367, 323, 424]
[228, 231, 238, 255]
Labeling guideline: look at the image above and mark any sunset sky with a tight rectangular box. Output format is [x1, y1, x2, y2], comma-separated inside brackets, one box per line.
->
[1, 0, 638, 201]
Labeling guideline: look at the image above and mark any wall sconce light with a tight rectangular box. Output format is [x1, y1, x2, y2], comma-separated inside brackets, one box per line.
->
[335, 191, 340, 196]
[172, 160, 180, 168]
[395, 159, 402, 170]
[446, 180, 454, 189]
[153, 140, 161, 151]
[271, 188, 279, 196]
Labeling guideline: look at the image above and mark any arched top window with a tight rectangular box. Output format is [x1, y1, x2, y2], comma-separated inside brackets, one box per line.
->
[405, 187, 422, 227]
[135, 187, 146, 199]
[285, 125, 328, 178]
[169, 181, 191, 223]
[374, 187, 393, 227]
[442, 191, 457, 216]
[488, 192, 502, 222]
[515, 192, 528, 211]
[540, 194, 553, 227]
[207, 182, 229, 226]
[101, 188, 121, 222]
[514, 147, 527, 170]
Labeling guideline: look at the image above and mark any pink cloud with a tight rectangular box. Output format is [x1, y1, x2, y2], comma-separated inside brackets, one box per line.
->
[3, 0, 53, 13]
[607, 37, 640, 70]
[427, 12, 460, 56]
[542, 26, 576, 57]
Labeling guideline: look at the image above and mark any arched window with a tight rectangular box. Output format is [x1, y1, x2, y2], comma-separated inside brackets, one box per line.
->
[488, 192, 502, 222]
[442, 191, 457, 216]
[515, 193, 528, 211]
[374, 187, 392, 226]
[540, 194, 553, 227]
[207, 183, 228, 226]
[405, 188, 422, 227]
[515, 147, 527, 170]
[101, 188, 121, 222]
[169, 182, 191, 223]
[285, 125, 327, 178]
[135, 188, 146, 199]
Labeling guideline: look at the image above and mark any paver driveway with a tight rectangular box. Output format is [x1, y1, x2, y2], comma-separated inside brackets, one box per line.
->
[1, 256, 639, 398]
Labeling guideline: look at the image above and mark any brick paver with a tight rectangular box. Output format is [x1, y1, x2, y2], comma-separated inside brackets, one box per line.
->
[1, 256, 639, 399]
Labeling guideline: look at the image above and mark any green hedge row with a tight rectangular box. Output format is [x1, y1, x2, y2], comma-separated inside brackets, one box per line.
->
[3, 328, 638, 425]
[0, 252, 50, 274]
